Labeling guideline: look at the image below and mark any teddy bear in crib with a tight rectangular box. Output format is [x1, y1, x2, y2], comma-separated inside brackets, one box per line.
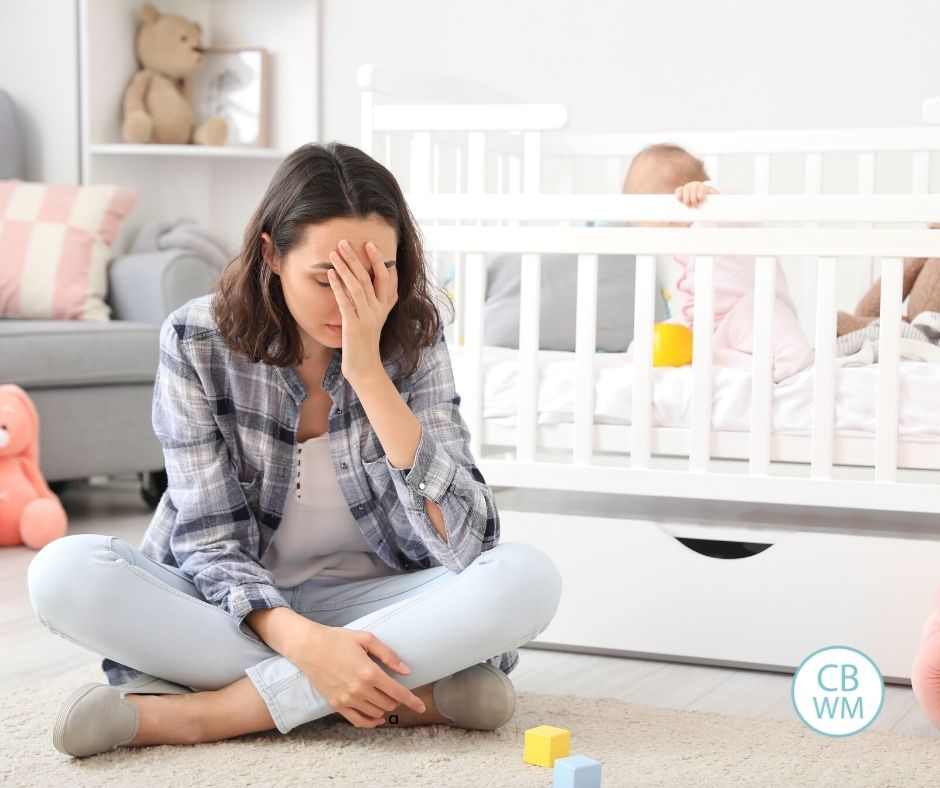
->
[121, 3, 228, 145]
[0, 385, 68, 550]
[836, 226, 940, 338]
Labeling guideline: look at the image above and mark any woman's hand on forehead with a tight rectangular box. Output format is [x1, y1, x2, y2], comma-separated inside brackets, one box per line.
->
[329, 238, 398, 307]
[352, 239, 396, 276]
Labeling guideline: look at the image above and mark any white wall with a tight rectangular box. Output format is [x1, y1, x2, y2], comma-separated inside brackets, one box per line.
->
[4, 0, 939, 181]
[0, 0, 80, 183]
[321, 0, 940, 146]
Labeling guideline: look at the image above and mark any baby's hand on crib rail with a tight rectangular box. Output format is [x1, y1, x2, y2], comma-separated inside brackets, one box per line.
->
[675, 181, 718, 208]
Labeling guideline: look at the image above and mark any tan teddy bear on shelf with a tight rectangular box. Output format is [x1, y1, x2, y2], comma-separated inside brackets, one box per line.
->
[121, 3, 228, 145]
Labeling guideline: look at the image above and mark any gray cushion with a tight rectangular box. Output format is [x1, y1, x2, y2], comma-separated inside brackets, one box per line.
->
[107, 249, 220, 324]
[28, 384, 164, 481]
[483, 253, 669, 352]
[0, 320, 159, 388]
[0, 90, 23, 180]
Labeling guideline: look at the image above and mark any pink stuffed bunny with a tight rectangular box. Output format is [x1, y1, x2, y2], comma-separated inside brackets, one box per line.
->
[912, 591, 940, 728]
[0, 384, 68, 549]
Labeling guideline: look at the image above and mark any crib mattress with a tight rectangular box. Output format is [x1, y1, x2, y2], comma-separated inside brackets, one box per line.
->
[448, 346, 940, 441]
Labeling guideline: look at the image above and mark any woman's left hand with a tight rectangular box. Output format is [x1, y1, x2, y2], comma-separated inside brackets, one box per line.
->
[327, 238, 399, 387]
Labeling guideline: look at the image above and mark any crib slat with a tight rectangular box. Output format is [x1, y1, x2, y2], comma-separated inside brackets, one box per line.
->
[631, 255, 657, 469]
[811, 257, 838, 479]
[360, 89, 375, 155]
[804, 154, 823, 195]
[559, 157, 575, 194]
[876, 257, 903, 483]
[749, 256, 776, 475]
[410, 132, 431, 194]
[468, 132, 486, 194]
[753, 154, 771, 194]
[463, 253, 487, 460]
[464, 133, 485, 376]
[606, 157, 623, 193]
[801, 154, 823, 339]
[523, 132, 541, 193]
[856, 152, 876, 294]
[452, 147, 466, 346]
[509, 157, 522, 194]
[517, 254, 541, 463]
[496, 154, 506, 193]
[690, 256, 715, 472]
[704, 155, 720, 182]
[574, 254, 599, 464]
[450, 147, 466, 344]
[858, 152, 876, 193]
[453, 255, 466, 348]
[912, 152, 930, 194]
[428, 145, 442, 283]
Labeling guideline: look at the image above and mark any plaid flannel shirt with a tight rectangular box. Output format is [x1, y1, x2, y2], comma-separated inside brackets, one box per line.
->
[103, 294, 514, 685]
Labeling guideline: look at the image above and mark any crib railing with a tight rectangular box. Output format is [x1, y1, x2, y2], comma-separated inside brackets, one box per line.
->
[359, 66, 940, 336]
[358, 64, 565, 196]
[359, 65, 940, 196]
[409, 193, 940, 516]
[540, 128, 940, 306]
[540, 128, 940, 193]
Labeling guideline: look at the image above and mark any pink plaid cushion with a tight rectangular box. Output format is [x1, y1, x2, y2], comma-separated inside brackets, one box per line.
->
[0, 181, 138, 321]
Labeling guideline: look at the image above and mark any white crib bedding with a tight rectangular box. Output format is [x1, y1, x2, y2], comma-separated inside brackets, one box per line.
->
[447, 346, 940, 441]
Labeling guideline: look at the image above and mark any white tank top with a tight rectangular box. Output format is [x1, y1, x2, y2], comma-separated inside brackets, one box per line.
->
[260, 433, 399, 588]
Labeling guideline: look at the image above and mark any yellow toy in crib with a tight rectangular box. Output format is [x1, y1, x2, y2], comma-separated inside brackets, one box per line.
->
[652, 323, 693, 367]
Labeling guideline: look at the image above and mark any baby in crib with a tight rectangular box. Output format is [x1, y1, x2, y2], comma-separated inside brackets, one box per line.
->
[622, 144, 813, 382]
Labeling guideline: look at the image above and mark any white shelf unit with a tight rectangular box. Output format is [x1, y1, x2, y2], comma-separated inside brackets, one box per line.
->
[78, 0, 321, 253]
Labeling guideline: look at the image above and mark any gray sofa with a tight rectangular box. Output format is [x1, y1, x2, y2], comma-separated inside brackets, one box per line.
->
[0, 89, 219, 506]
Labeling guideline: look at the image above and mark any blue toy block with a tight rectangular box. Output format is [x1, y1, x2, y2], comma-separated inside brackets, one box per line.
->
[553, 754, 602, 788]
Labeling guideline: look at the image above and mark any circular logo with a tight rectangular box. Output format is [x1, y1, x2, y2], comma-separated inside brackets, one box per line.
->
[791, 646, 884, 737]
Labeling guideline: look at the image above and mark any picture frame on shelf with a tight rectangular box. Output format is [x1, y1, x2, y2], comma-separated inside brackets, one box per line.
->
[190, 47, 269, 147]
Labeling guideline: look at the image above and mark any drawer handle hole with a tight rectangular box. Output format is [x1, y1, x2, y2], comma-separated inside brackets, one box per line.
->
[675, 538, 773, 560]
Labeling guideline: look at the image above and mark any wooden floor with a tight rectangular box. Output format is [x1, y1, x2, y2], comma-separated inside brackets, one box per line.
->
[3, 476, 937, 738]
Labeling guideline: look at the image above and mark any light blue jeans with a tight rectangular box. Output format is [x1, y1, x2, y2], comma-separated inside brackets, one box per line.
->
[27, 535, 562, 733]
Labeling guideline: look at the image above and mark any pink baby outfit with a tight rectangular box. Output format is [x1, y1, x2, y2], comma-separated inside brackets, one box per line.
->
[672, 185, 813, 382]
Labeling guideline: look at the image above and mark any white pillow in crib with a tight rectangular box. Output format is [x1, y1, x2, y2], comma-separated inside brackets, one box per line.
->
[482, 252, 669, 352]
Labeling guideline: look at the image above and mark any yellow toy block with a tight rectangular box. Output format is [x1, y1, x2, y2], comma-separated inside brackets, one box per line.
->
[523, 725, 571, 767]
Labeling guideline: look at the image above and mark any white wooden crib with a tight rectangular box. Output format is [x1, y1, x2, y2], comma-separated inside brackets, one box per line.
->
[359, 65, 940, 682]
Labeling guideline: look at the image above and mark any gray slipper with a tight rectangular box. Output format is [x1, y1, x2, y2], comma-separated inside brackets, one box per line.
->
[432, 663, 516, 731]
[53, 676, 193, 758]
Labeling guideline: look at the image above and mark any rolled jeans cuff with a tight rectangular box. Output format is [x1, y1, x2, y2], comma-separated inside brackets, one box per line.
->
[245, 655, 322, 734]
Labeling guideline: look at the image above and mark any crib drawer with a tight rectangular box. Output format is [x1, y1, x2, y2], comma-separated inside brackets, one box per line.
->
[500, 511, 940, 682]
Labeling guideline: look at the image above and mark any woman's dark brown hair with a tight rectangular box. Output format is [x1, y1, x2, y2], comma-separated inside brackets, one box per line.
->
[214, 142, 451, 380]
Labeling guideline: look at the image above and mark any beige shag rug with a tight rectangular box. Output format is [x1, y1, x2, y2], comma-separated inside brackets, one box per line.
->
[2, 663, 939, 787]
